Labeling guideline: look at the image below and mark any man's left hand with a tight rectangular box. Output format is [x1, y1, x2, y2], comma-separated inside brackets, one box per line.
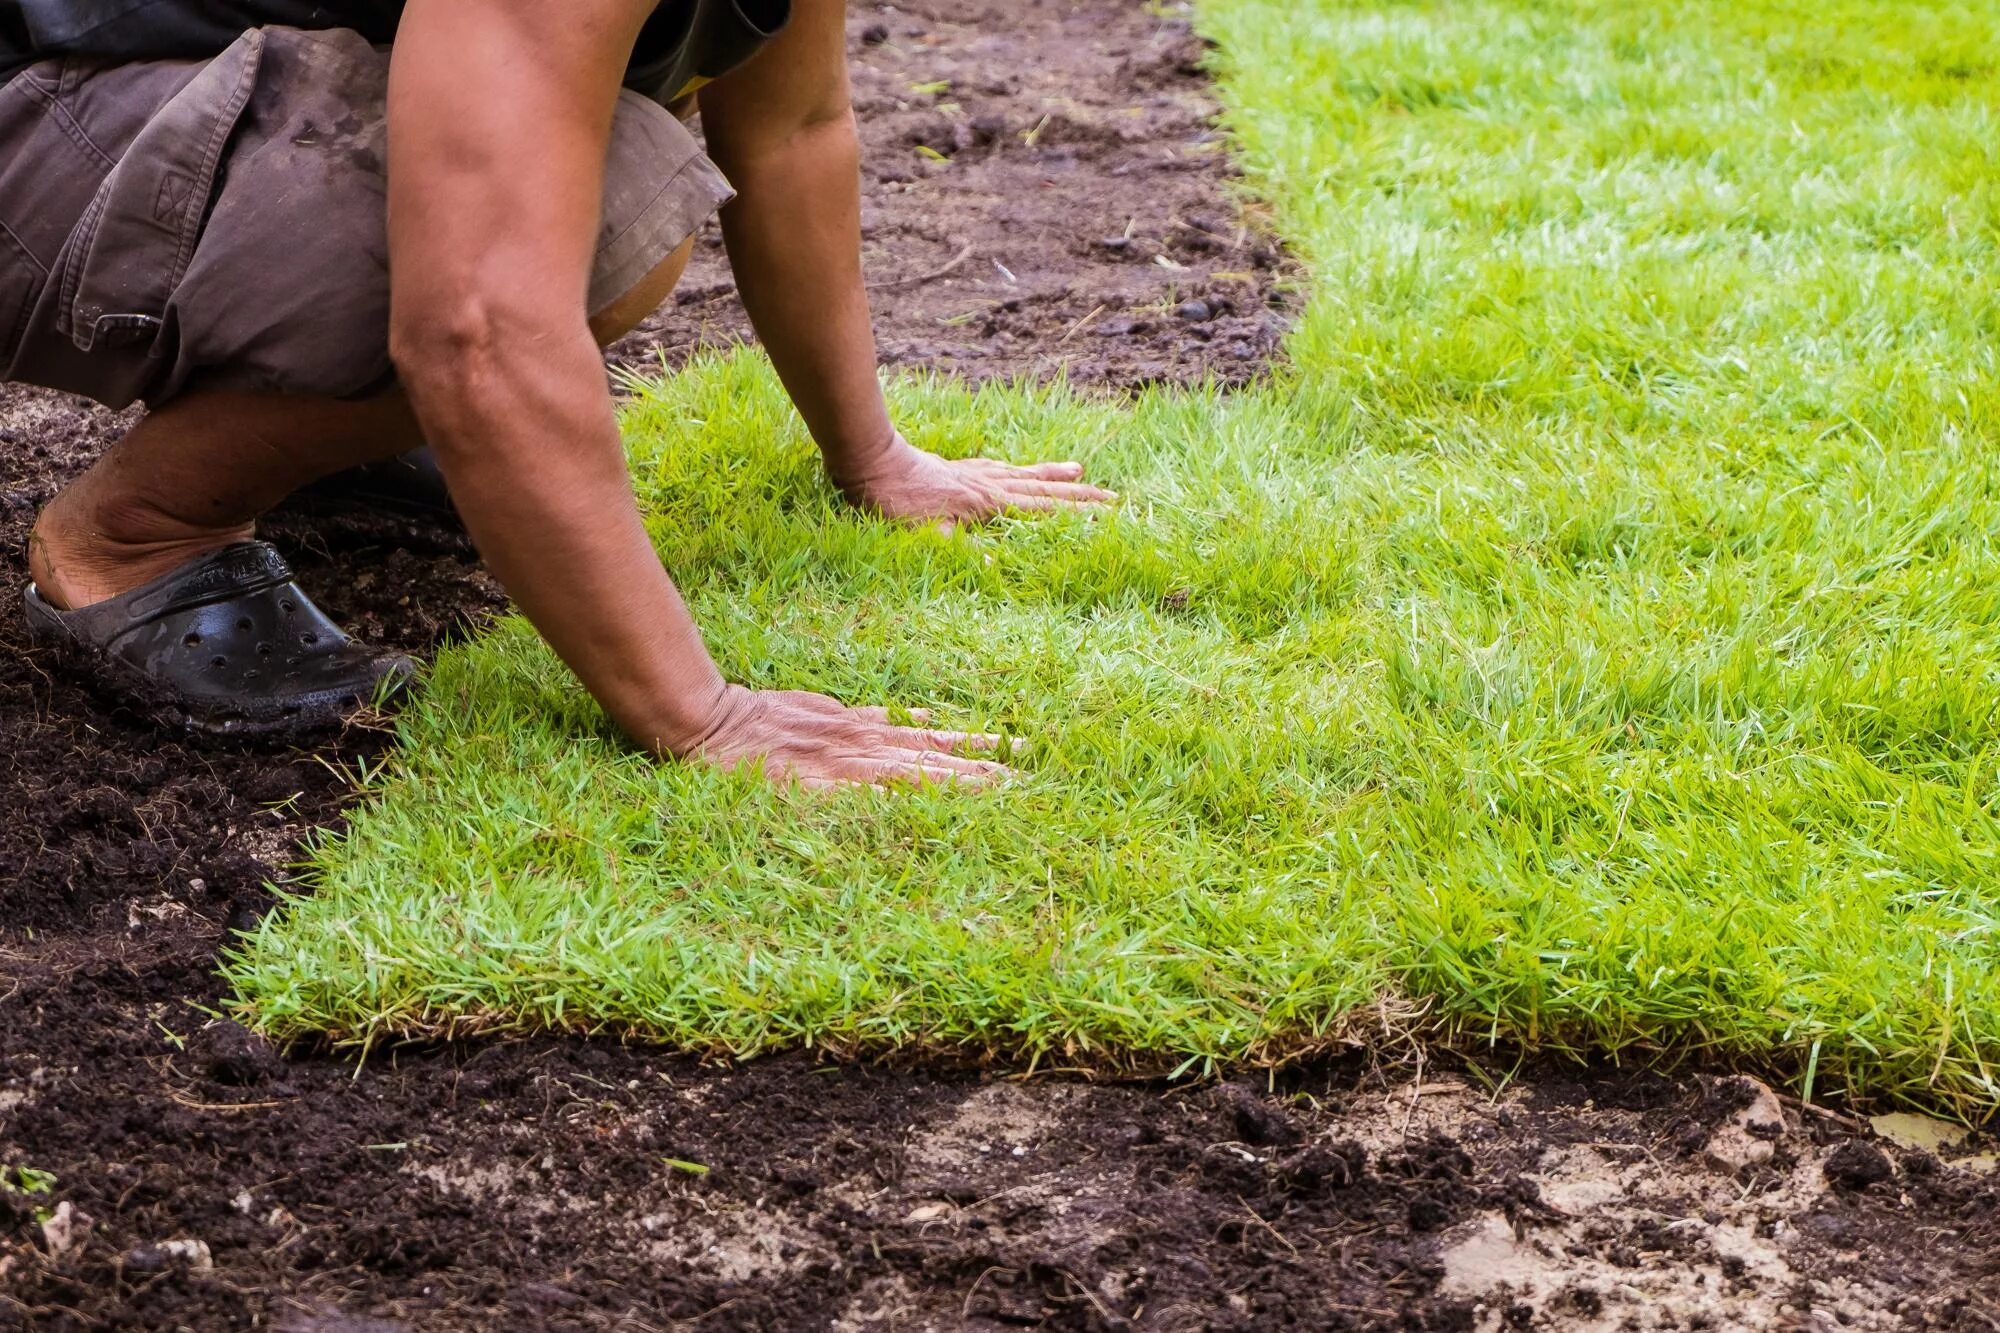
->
[840, 435, 1117, 525]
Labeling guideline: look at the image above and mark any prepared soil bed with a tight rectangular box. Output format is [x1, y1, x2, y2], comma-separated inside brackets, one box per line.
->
[1, 2, 1995, 1329]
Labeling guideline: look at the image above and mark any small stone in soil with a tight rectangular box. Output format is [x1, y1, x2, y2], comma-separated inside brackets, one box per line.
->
[859, 22, 890, 44]
[1703, 1077, 1787, 1175]
[122, 1239, 214, 1273]
[39, 1201, 91, 1257]
[1176, 299, 1213, 322]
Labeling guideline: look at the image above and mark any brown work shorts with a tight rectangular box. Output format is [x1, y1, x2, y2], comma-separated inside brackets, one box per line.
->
[0, 26, 731, 410]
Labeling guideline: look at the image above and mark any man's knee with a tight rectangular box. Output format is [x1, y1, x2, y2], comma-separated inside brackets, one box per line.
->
[589, 236, 696, 348]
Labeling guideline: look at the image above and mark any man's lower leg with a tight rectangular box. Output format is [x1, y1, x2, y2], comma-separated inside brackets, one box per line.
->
[28, 390, 424, 610]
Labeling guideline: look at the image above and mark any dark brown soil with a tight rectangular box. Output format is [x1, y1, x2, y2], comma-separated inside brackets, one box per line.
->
[2, 3, 1997, 1330]
[604, 0, 1295, 387]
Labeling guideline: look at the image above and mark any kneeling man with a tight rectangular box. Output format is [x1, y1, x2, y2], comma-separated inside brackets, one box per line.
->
[0, 0, 1110, 785]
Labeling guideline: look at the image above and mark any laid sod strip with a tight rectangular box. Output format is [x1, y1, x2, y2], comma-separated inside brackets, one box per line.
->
[229, 0, 2000, 1114]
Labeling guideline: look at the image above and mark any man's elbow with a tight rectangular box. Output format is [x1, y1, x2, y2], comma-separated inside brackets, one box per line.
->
[387, 289, 608, 470]
[389, 295, 506, 399]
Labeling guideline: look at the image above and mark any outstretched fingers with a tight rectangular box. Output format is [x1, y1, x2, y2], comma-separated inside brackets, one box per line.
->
[739, 749, 1000, 789]
[996, 477, 1118, 504]
[961, 458, 1088, 481]
[703, 688, 1020, 791]
[958, 457, 1116, 496]
[839, 708, 1005, 754]
[990, 494, 1103, 514]
[889, 724, 1008, 754]
[842, 750, 1009, 788]
[884, 746, 1010, 779]
[846, 704, 932, 726]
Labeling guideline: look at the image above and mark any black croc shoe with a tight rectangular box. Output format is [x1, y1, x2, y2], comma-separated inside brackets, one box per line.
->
[23, 541, 416, 737]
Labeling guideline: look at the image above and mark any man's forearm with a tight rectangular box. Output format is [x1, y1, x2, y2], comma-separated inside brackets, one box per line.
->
[387, 0, 737, 755]
[399, 327, 729, 754]
[714, 115, 899, 490]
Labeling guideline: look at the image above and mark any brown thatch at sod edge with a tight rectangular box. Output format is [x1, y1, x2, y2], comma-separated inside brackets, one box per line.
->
[3, 3, 1995, 1329]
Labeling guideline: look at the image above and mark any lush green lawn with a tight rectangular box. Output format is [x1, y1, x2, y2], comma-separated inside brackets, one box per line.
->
[230, 0, 2000, 1114]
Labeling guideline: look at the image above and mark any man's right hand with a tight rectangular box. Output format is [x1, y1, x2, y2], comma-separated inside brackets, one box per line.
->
[690, 686, 1011, 789]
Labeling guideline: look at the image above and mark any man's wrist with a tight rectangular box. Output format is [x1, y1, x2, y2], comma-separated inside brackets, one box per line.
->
[824, 429, 911, 498]
[626, 674, 739, 759]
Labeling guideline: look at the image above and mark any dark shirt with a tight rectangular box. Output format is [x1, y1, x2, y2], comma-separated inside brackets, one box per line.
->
[0, 0, 790, 99]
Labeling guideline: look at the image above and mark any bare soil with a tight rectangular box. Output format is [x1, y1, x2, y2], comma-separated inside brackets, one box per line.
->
[605, 0, 1295, 387]
[2, 3, 1997, 1329]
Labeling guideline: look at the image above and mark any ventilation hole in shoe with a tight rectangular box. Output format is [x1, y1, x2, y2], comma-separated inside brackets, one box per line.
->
[210, 655, 228, 669]
[258, 643, 273, 657]
[300, 632, 319, 646]
[183, 632, 202, 647]
[244, 669, 259, 681]
[236, 616, 254, 633]
[280, 599, 295, 614]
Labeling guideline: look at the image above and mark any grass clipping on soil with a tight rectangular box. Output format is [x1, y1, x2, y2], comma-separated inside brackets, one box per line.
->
[230, 0, 2000, 1115]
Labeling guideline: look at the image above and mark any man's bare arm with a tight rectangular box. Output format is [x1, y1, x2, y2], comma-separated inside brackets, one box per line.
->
[387, 0, 1004, 785]
[700, 0, 1114, 522]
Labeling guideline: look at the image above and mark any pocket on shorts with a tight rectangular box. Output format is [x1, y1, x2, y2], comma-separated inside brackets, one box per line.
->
[55, 29, 266, 359]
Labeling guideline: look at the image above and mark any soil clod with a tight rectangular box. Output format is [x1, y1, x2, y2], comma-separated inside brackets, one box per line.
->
[1824, 1141, 1895, 1191]
[188, 1019, 287, 1088]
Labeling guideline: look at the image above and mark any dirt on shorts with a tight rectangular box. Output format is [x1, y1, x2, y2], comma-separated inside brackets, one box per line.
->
[2, 2, 1996, 1329]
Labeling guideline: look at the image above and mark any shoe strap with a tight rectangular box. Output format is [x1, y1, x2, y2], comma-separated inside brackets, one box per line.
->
[60, 542, 297, 638]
